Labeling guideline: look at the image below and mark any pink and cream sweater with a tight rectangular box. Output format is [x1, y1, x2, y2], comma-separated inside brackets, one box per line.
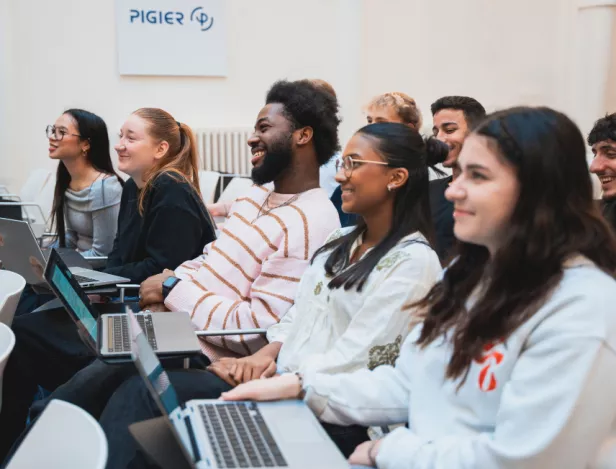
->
[165, 184, 340, 360]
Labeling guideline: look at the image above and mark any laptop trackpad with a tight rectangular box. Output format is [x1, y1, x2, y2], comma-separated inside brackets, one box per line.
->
[259, 402, 347, 468]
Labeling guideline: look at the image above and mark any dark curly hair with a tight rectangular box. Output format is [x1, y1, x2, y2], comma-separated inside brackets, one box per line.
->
[430, 96, 486, 130]
[588, 112, 616, 146]
[265, 80, 341, 166]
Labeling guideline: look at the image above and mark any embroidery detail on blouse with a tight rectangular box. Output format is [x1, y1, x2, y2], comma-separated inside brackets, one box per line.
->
[367, 335, 403, 370]
[475, 342, 504, 392]
[375, 251, 411, 271]
[324, 228, 344, 244]
[314, 281, 323, 296]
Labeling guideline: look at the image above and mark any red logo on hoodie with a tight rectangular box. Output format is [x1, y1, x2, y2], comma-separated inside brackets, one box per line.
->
[475, 342, 504, 392]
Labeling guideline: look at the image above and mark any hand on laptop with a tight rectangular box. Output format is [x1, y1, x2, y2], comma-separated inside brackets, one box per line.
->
[139, 269, 174, 308]
[144, 302, 169, 312]
[220, 373, 302, 402]
[228, 354, 277, 384]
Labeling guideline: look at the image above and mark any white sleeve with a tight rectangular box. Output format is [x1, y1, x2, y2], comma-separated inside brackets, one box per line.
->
[376, 334, 616, 469]
[303, 335, 415, 427]
[298, 251, 439, 376]
[266, 303, 299, 344]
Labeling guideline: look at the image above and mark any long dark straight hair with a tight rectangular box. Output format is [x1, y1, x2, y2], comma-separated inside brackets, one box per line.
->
[312, 122, 448, 292]
[414, 107, 616, 383]
[50, 109, 124, 247]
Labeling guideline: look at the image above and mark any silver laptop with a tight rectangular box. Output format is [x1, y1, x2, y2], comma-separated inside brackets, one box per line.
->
[0, 217, 130, 287]
[44, 248, 202, 359]
[127, 310, 348, 469]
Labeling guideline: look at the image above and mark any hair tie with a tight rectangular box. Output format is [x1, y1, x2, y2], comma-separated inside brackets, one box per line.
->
[176, 121, 184, 147]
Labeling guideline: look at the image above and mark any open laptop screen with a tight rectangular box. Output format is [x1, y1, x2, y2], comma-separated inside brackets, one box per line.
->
[128, 309, 180, 415]
[49, 263, 98, 339]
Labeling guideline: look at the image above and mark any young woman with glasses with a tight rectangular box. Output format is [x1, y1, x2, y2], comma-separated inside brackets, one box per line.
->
[46, 109, 124, 257]
[85, 122, 447, 468]
[224, 107, 616, 469]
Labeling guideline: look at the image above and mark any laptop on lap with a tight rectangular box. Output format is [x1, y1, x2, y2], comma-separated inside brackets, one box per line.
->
[0, 217, 130, 287]
[44, 248, 201, 360]
[127, 309, 348, 469]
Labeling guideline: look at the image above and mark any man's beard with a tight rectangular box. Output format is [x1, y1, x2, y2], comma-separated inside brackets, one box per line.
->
[251, 134, 293, 185]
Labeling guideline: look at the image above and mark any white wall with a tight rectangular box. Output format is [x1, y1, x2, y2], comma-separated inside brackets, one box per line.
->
[2, 0, 615, 190]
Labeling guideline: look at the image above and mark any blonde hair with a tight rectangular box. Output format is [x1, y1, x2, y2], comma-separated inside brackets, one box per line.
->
[366, 92, 423, 129]
[132, 108, 202, 214]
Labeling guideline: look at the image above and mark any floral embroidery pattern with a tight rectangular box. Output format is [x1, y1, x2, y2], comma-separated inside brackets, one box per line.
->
[367, 335, 403, 370]
[324, 229, 343, 244]
[475, 342, 504, 392]
[314, 281, 323, 296]
[375, 251, 410, 271]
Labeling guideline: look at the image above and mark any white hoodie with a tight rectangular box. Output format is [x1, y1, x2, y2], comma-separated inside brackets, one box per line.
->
[303, 257, 616, 469]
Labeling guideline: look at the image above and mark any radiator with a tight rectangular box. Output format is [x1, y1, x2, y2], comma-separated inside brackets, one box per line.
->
[195, 127, 253, 176]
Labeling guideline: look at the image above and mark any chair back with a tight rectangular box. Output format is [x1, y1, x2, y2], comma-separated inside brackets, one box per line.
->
[0, 271, 27, 327]
[218, 177, 253, 203]
[0, 322, 16, 412]
[6, 399, 108, 469]
[19, 169, 53, 202]
[198, 170, 221, 204]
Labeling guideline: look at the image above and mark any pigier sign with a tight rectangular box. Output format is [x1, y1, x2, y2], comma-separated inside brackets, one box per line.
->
[115, 0, 226, 76]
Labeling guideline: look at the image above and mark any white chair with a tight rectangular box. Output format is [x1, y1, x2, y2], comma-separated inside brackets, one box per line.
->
[198, 170, 221, 204]
[6, 399, 108, 469]
[0, 322, 15, 412]
[217, 177, 254, 203]
[0, 169, 55, 237]
[0, 270, 26, 327]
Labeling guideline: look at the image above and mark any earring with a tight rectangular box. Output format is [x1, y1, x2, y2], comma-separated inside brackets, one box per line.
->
[387, 185, 393, 192]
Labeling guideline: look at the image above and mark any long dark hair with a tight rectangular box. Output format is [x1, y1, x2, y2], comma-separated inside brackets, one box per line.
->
[50, 109, 124, 247]
[414, 107, 616, 383]
[131, 108, 202, 215]
[312, 122, 448, 291]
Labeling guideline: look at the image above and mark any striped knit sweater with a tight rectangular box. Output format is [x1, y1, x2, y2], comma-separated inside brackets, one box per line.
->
[165, 184, 340, 360]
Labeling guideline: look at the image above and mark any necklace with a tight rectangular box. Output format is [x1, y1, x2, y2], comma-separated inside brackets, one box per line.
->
[253, 191, 301, 222]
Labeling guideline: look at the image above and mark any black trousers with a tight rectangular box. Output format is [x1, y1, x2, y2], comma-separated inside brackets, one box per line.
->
[98, 369, 369, 469]
[0, 307, 95, 460]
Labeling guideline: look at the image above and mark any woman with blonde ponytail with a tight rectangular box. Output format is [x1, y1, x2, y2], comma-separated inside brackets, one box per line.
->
[103, 107, 215, 283]
[0, 109, 217, 458]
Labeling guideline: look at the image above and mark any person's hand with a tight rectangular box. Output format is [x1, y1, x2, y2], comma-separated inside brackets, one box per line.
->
[348, 439, 382, 467]
[144, 302, 169, 312]
[220, 373, 301, 402]
[229, 354, 277, 384]
[139, 269, 174, 309]
[207, 358, 239, 386]
[207, 203, 227, 217]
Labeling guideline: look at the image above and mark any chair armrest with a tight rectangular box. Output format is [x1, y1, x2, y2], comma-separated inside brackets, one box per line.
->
[117, 284, 141, 302]
[195, 328, 267, 337]
[0, 202, 47, 224]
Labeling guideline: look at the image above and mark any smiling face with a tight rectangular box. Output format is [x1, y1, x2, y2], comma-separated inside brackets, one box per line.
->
[335, 133, 404, 216]
[432, 109, 470, 168]
[445, 134, 520, 255]
[590, 139, 616, 200]
[115, 114, 166, 185]
[248, 103, 295, 185]
[48, 113, 88, 161]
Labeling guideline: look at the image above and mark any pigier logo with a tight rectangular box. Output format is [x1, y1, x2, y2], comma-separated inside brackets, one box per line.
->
[129, 7, 214, 31]
[475, 342, 504, 392]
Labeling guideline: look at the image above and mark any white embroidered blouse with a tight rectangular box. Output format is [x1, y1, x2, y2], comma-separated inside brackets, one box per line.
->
[267, 226, 442, 377]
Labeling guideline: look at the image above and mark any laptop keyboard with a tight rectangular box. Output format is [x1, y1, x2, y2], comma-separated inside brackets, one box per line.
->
[110, 314, 158, 353]
[197, 402, 288, 468]
[72, 274, 98, 284]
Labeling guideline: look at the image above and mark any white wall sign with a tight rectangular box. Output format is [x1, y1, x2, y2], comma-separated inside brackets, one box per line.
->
[115, 0, 226, 76]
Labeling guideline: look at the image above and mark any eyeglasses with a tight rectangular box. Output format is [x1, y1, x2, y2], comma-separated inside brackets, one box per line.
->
[46, 125, 82, 141]
[335, 155, 391, 178]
